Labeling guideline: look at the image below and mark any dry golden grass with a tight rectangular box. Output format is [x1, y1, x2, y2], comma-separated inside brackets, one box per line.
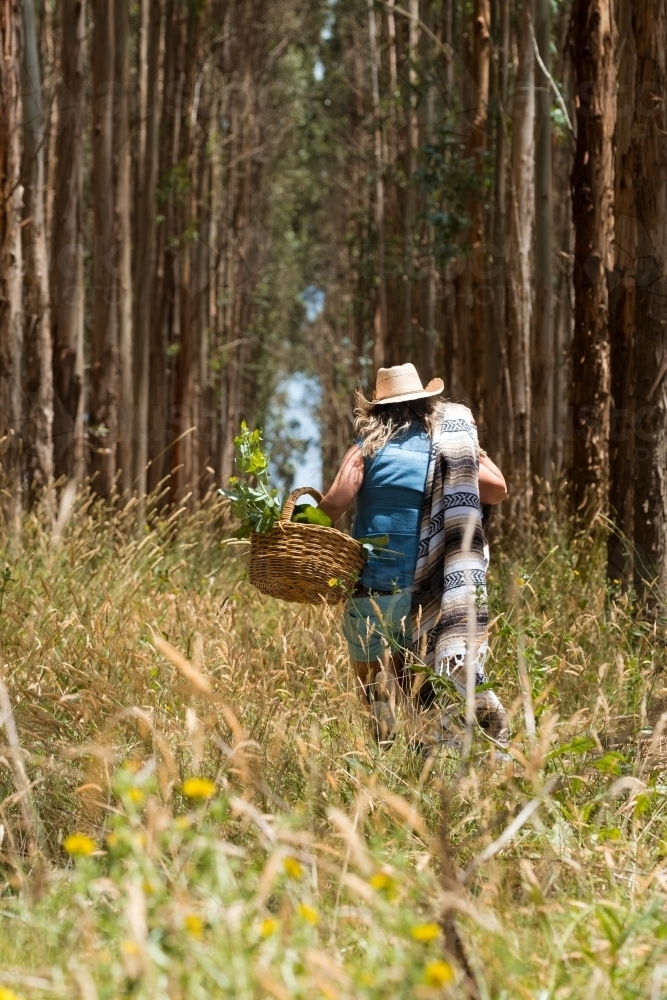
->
[0, 488, 666, 998]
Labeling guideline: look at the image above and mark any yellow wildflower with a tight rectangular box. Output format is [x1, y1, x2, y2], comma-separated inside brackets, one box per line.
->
[184, 914, 203, 939]
[0, 989, 25, 1000]
[182, 777, 216, 800]
[260, 918, 279, 937]
[106, 832, 119, 848]
[121, 940, 139, 955]
[63, 832, 96, 857]
[127, 787, 144, 804]
[283, 856, 303, 880]
[411, 922, 441, 942]
[369, 871, 396, 894]
[297, 902, 319, 925]
[424, 960, 454, 987]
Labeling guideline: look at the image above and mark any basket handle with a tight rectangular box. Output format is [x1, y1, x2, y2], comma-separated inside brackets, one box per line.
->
[279, 486, 324, 524]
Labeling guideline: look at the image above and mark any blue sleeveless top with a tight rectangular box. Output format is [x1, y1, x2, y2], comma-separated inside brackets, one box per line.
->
[351, 423, 431, 591]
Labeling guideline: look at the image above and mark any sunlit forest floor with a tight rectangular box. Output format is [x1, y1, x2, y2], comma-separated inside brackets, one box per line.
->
[0, 493, 666, 999]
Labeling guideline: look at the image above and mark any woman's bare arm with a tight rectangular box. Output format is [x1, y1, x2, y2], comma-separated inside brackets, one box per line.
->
[479, 454, 507, 505]
[319, 445, 365, 522]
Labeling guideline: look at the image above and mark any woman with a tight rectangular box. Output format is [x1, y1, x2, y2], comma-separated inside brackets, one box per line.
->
[319, 363, 507, 749]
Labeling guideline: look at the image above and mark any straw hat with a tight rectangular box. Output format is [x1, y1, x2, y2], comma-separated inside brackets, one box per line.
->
[366, 363, 444, 405]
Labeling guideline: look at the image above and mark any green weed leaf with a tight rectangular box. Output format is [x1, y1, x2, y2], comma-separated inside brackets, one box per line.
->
[590, 751, 627, 775]
[219, 424, 284, 535]
[292, 504, 332, 527]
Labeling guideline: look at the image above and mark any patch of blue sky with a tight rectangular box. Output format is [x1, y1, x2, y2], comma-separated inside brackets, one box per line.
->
[267, 373, 323, 494]
[301, 285, 325, 322]
[321, 0, 336, 40]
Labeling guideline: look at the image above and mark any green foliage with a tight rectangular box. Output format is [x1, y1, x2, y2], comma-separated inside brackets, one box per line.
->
[0, 565, 12, 613]
[219, 422, 285, 537]
[25, 763, 458, 1000]
[292, 502, 332, 526]
[357, 534, 392, 556]
[1, 497, 667, 998]
[415, 119, 486, 266]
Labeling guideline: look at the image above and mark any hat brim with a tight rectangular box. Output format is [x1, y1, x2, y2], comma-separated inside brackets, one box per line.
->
[366, 377, 444, 407]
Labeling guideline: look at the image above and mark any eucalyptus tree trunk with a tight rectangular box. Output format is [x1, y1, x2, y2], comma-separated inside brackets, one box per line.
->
[488, 0, 509, 466]
[147, 0, 177, 494]
[367, 0, 387, 372]
[630, 1, 667, 597]
[51, 0, 86, 483]
[532, 0, 553, 486]
[607, 3, 636, 584]
[404, 0, 419, 356]
[115, 0, 133, 497]
[21, 0, 54, 511]
[442, 0, 454, 96]
[133, 0, 161, 500]
[89, 0, 118, 497]
[40, 0, 57, 244]
[386, 0, 397, 122]
[384, 0, 401, 365]
[170, 1, 204, 504]
[0, 0, 23, 529]
[468, 0, 490, 411]
[570, 0, 616, 518]
[220, 105, 243, 486]
[507, 0, 535, 524]
[419, 0, 436, 377]
[441, 0, 457, 392]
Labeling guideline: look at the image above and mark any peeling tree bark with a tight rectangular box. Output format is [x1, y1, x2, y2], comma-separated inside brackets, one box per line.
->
[468, 0, 490, 413]
[115, 0, 133, 497]
[51, 0, 86, 483]
[507, 0, 535, 526]
[0, 0, 23, 532]
[533, 0, 553, 486]
[630, 1, 667, 597]
[89, 0, 118, 497]
[21, 0, 54, 512]
[488, 0, 509, 468]
[570, 0, 616, 518]
[607, 3, 636, 585]
[133, 0, 161, 502]
[367, 0, 387, 372]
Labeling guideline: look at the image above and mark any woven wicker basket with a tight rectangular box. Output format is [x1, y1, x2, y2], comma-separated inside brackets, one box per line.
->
[249, 487, 366, 605]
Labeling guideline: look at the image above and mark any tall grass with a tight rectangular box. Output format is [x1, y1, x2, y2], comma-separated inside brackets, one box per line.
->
[0, 489, 666, 998]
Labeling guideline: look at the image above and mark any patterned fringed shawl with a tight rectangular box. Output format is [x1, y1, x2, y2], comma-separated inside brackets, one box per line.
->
[410, 403, 489, 687]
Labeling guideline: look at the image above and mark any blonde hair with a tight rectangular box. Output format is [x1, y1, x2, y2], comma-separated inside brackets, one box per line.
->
[353, 389, 446, 458]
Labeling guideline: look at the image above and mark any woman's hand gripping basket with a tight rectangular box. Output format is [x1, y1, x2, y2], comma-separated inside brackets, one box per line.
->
[249, 487, 365, 605]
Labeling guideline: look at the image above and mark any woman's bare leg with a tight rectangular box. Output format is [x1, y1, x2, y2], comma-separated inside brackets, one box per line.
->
[351, 653, 397, 742]
[351, 659, 375, 706]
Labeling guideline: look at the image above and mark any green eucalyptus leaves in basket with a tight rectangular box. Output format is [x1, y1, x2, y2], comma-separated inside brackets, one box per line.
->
[220, 422, 389, 558]
[220, 423, 393, 605]
[219, 423, 334, 538]
[291, 503, 332, 527]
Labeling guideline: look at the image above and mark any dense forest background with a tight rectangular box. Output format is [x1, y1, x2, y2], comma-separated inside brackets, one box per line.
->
[0, 0, 664, 593]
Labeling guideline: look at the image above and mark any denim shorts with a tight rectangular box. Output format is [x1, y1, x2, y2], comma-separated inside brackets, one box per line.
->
[342, 591, 413, 664]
